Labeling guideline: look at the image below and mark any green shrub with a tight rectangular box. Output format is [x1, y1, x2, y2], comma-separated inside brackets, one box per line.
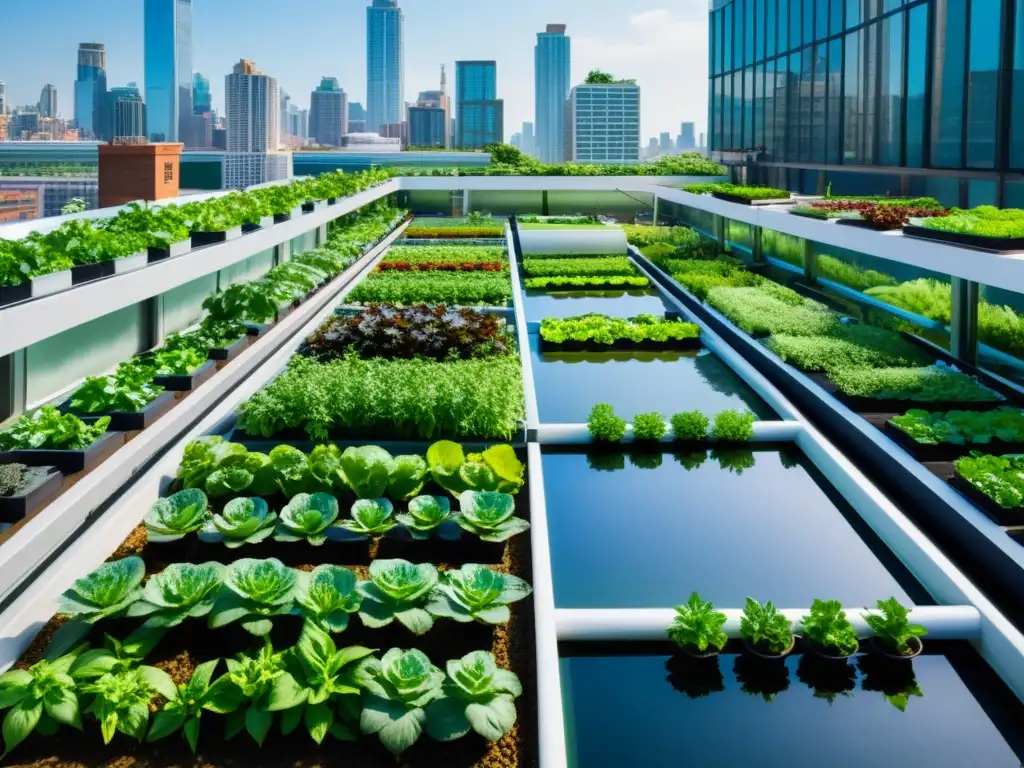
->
[684, 182, 791, 201]
[522, 257, 638, 278]
[632, 412, 667, 441]
[347, 271, 512, 306]
[588, 404, 627, 442]
[829, 366, 1003, 403]
[767, 325, 934, 373]
[706, 287, 837, 336]
[670, 411, 710, 440]
[711, 410, 756, 441]
[923, 205, 1024, 239]
[955, 453, 1024, 508]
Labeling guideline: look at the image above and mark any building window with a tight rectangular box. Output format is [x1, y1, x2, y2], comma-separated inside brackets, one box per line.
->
[767, 0, 778, 57]
[744, 66, 756, 146]
[745, 0, 756, 65]
[846, 0, 861, 28]
[843, 29, 862, 162]
[1013, 0, 1024, 168]
[816, 0, 829, 39]
[779, 0, 790, 52]
[733, 69, 744, 146]
[878, 12, 904, 165]
[788, 53, 801, 161]
[725, 4, 734, 71]
[930, 0, 968, 167]
[803, 0, 814, 46]
[790, 0, 802, 54]
[906, 4, 929, 167]
[966, 0, 1000, 168]
[757, 0, 766, 61]
[830, 0, 844, 35]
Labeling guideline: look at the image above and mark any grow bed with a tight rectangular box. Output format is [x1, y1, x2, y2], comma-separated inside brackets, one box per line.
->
[541, 447, 921, 609]
[882, 408, 1024, 463]
[530, 338, 773, 425]
[559, 644, 1024, 767]
[538, 314, 702, 353]
[903, 225, 1024, 254]
[521, 290, 669, 322]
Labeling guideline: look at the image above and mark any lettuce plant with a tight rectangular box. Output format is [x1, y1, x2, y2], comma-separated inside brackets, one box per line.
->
[671, 410, 710, 441]
[425, 651, 522, 743]
[49, 557, 146, 656]
[862, 597, 927, 655]
[307, 444, 343, 494]
[337, 498, 397, 539]
[144, 489, 209, 542]
[295, 565, 364, 633]
[267, 621, 375, 744]
[739, 598, 793, 655]
[711, 410, 756, 441]
[209, 558, 299, 636]
[80, 665, 178, 744]
[70, 361, 164, 414]
[201, 497, 277, 548]
[587, 404, 627, 442]
[358, 559, 439, 635]
[146, 659, 242, 753]
[219, 640, 289, 745]
[176, 436, 249, 490]
[339, 446, 395, 498]
[0, 647, 84, 755]
[801, 599, 859, 656]
[667, 592, 728, 653]
[205, 467, 254, 498]
[387, 455, 428, 500]
[0, 406, 110, 451]
[274, 492, 339, 546]
[457, 491, 530, 542]
[632, 412, 667, 441]
[395, 495, 452, 539]
[263, 444, 316, 497]
[127, 562, 226, 628]
[427, 564, 532, 625]
[355, 648, 445, 755]
[426, 441, 525, 496]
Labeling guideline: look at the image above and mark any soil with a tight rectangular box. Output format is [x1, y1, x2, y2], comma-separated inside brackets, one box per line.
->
[9, 484, 538, 768]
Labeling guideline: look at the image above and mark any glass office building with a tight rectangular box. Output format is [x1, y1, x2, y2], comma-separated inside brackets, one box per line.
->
[569, 82, 641, 163]
[74, 44, 107, 140]
[707, 0, 1024, 206]
[366, 0, 404, 134]
[456, 61, 504, 149]
[535, 24, 572, 163]
[144, 0, 193, 142]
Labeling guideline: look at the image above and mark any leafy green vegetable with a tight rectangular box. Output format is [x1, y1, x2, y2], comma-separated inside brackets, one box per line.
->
[395, 495, 453, 539]
[801, 599, 859, 656]
[69, 361, 164, 414]
[667, 592, 728, 652]
[176, 436, 248, 490]
[201, 497, 278, 548]
[955, 452, 1024, 509]
[540, 314, 700, 346]
[426, 564, 532, 625]
[425, 441, 524, 496]
[205, 467, 254, 498]
[588, 403, 627, 442]
[145, 659, 239, 753]
[891, 407, 1024, 446]
[706, 286, 837, 336]
[144, 489, 209, 542]
[337, 498, 397, 539]
[58, 557, 145, 625]
[632, 412, 667, 441]
[424, 651, 522, 743]
[354, 648, 445, 755]
[209, 558, 298, 636]
[295, 565, 363, 634]
[80, 665, 178, 744]
[524, 275, 649, 289]
[457, 491, 530, 542]
[358, 559, 439, 635]
[127, 562, 226, 628]
[347, 271, 513, 306]
[0, 647, 84, 755]
[711, 410, 756, 441]
[387, 455, 428, 501]
[671, 410, 710, 441]
[274, 492, 339, 546]
[338, 446, 395, 498]
[739, 598, 793, 654]
[66, 629, 165, 680]
[829, 366, 1003, 403]
[767, 325, 933, 373]
[862, 597, 927, 654]
[0, 406, 111, 451]
[523, 257, 638, 278]
[218, 639, 289, 745]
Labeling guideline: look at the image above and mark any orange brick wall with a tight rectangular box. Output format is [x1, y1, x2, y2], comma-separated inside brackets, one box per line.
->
[98, 143, 183, 208]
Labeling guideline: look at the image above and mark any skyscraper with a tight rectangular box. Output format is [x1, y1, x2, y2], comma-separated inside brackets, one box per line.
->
[569, 80, 641, 163]
[348, 101, 367, 133]
[534, 24, 571, 163]
[310, 77, 348, 147]
[144, 0, 193, 142]
[679, 122, 696, 150]
[225, 60, 279, 152]
[74, 43, 107, 138]
[38, 85, 58, 118]
[193, 73, 211, 115]
[366, 0, 404, 133]
[455, 61, 503, 149]
[659, 132, 673, 154]
[108, 84, 147, 139]
[0, 81, 6, 115]
[522, 121, 535, 157]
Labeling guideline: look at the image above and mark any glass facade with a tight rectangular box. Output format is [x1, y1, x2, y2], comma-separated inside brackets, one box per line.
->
[143, 0, 192, 142]
[408, 107, 447, 148]
[366, 0, 404, 133]
[74, 44, 107, 140]
[455, 61, 504, 149]
[708, 0, 1020, 204]
[534, 25, 571, 163]
[570, 83, 641, 163]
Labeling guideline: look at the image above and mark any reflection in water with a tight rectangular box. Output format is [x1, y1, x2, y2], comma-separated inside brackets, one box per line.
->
[585, 449, 759, 474]
[665, 655, 726, 699]
[629, 452, 663, 470]
[796, 654, 858, 705]
[586, 452, 627, 472]
[539, 349, 697, 365]
[710, 448, 757, 475]
[674, 450, 708, 470]
[734, 654, 791, 702]
[858, 653, 924, 712]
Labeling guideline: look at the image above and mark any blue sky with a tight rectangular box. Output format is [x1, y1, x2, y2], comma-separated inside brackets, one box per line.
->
[0, 0, 708, 142]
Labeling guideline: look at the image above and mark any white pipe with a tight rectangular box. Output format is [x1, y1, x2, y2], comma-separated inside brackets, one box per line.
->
[507, 224, 541, 432]
[518, 228, 628, 256]
[536, 421, 802, 445]
[556, 605, 983, 642]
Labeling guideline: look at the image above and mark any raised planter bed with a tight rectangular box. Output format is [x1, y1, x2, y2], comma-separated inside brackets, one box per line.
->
[70, 261, 115, 285]
[245, 322, 271, 338]
[190, 226, 243, 248]
[539, 337, 702, 353]
[902, 224, 1024, 254]
[806, 373, 1006, 415]
[30, 270, 72, 299]
[113, 250, 149, 274]
[241, 216, 275, 234]
[0, 467, 62, 523]
[0, 282, 31, 308]
[67, 391, 177, 432]
[882, 420, 1024, 463]
[835, 218, 898, 232]
[712, 191, 795, 206]
[147, 239, 191, 263]
[153, 359, 217, 392]
[949, 473, 1024, 528]
[0, 430, 125, 475]
[207, 335, 249, 363]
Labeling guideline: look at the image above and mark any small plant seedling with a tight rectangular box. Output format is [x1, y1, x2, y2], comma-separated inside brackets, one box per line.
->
[670, 410, 709, 441]
[632, 412, 667, 442]
[862, 597, 927, 655]
[667, 592, 728, 654]
[739, 597, 794, 656]
[801, 599, 859, 657]
[587, 404, 627, 442]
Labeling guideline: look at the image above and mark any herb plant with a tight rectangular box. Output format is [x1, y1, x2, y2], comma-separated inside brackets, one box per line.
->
[145, 659, 239, 753]
[829, 366, 1003, 403]
[80, 665, 178, 744]
[144, 489, 209, 542]
[801, 599, 859, 656]
[523, 256, 638, 278]
[200, 497, 278, 548]
[0, 406, 111, 451]
[739, 598, 794, 655]
[218, 640, 289, 745]
[209, 558, 298, 636]
[295, 565, 363, 633]
[632, 412, 667, 441]
[347, 271, 513, 306]
[395, 495, 453, 538]
[891, 407, 1024, 446]
[274, 492, 339, 545]
[671, 410, 710, 440]
[540, 314, 700, 346]
[711, 410, 756, 441]
[667, 592, 729, 653]
[588, 403, 627, 442]
[706, 286, 838, 336]
[426, 564, 532, 625]
[358, 559, 439, 635]
[457, 491, 530, 542]
[424, 651, 522, 743]
[0, 647, 85, 755]
[862, 597, 927, 654]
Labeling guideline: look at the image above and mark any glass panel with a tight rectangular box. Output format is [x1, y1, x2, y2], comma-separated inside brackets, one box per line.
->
[746, 0, 756, 64]
[767, 0, 777, 56]
[725, 4, 734, 71]
[713, 10, 721, 75]
[865, 0, 883, 21]
[163, 273, 218, 335]
[977, 280, 1024, 385]
[885, 0, 902, 13]
[787, 53, 802, 161]
[847, 0, 861, 28]
[843, 30, 862, 162]
[744, 66, 755, 146]
[862, 21, 880, 164]
[804, 0, 815, 44]
[791, 0, 802, 51]
[830, 0, 844, 34]
[812, 44, 828, 160]
[765, 61, 778, 156]
[756, 64, 767, 146]
[966, 0, 1000, 168]
[817, 0, 829, 38]
[779, 0, 790, 51]
[967, 179, 997, 207]
[878, 13, 904, 165]
[733, 70, 744, 147]
[926, 177, 962, 207]
[906, 4, 929, 166]
[1012, 0, 1024, 167]
[931, 0, 967, 167]
[800, 49, 815, 161]
[826, 38, 843, 161]
[724, 72, 734, 148]
[757, 0, 766, 60]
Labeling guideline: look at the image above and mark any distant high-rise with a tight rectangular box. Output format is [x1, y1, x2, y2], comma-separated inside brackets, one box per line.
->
[74, 43, 107, 138]
[108, 84, 147, 139]
[193, 73, 211, 115]
[225, 60, 279, 153]
[534, 24, 570, 163]
[659, 132, 673, 154]
[144, 0, 193, 142]
[522, 121, 535, 157]
[38, 85, 58, 118]
[569, 80, 641, 163]
[310, 77, 348, 147]
[455, 61, 503, 149]
[289, 108, 309, 140]
[408, 66, 451, 148]
[679, 122, 696, 150]
[348, 101, 367, 133]
[366, 0, 404, 133]
[0, 81, 6, 115]
[279, 89, 290, 140]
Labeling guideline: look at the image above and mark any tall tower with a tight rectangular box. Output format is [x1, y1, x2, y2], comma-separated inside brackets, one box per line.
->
[225, 59, 279, 153]
[455, 61, 503, 149]
[440, 64, 452, 148]
[38, 85, 58, 118]
[534, 24, 571, 162]
[144, 0, 193, 142]
[0, 81, 6, 115]
[310, 77, 348, 147]
[74, 43, 107, 138]
[366, 0, 404, 133]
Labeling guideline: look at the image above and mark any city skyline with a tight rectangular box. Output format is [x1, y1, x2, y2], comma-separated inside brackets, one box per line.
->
[0, 0, 708, 142]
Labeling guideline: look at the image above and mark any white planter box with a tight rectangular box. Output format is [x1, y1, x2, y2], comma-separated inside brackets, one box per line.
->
[224, 225, 243, 242]
[260, 215, 274, 229]
[30, 270, 72, 299]
[291, 205, 303, 219]
[113, 251, 148, 274]
[169, 239, 191, 258]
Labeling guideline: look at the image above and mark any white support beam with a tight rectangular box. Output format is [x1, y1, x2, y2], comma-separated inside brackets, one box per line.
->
[556, 606, 983, 642]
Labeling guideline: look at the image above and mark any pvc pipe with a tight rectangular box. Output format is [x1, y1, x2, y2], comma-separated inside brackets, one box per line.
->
[535, 421, 802, 445]
[507, 224, 541, 432]
[556, 605, 983, 642]
[518, 228, 628, 256]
